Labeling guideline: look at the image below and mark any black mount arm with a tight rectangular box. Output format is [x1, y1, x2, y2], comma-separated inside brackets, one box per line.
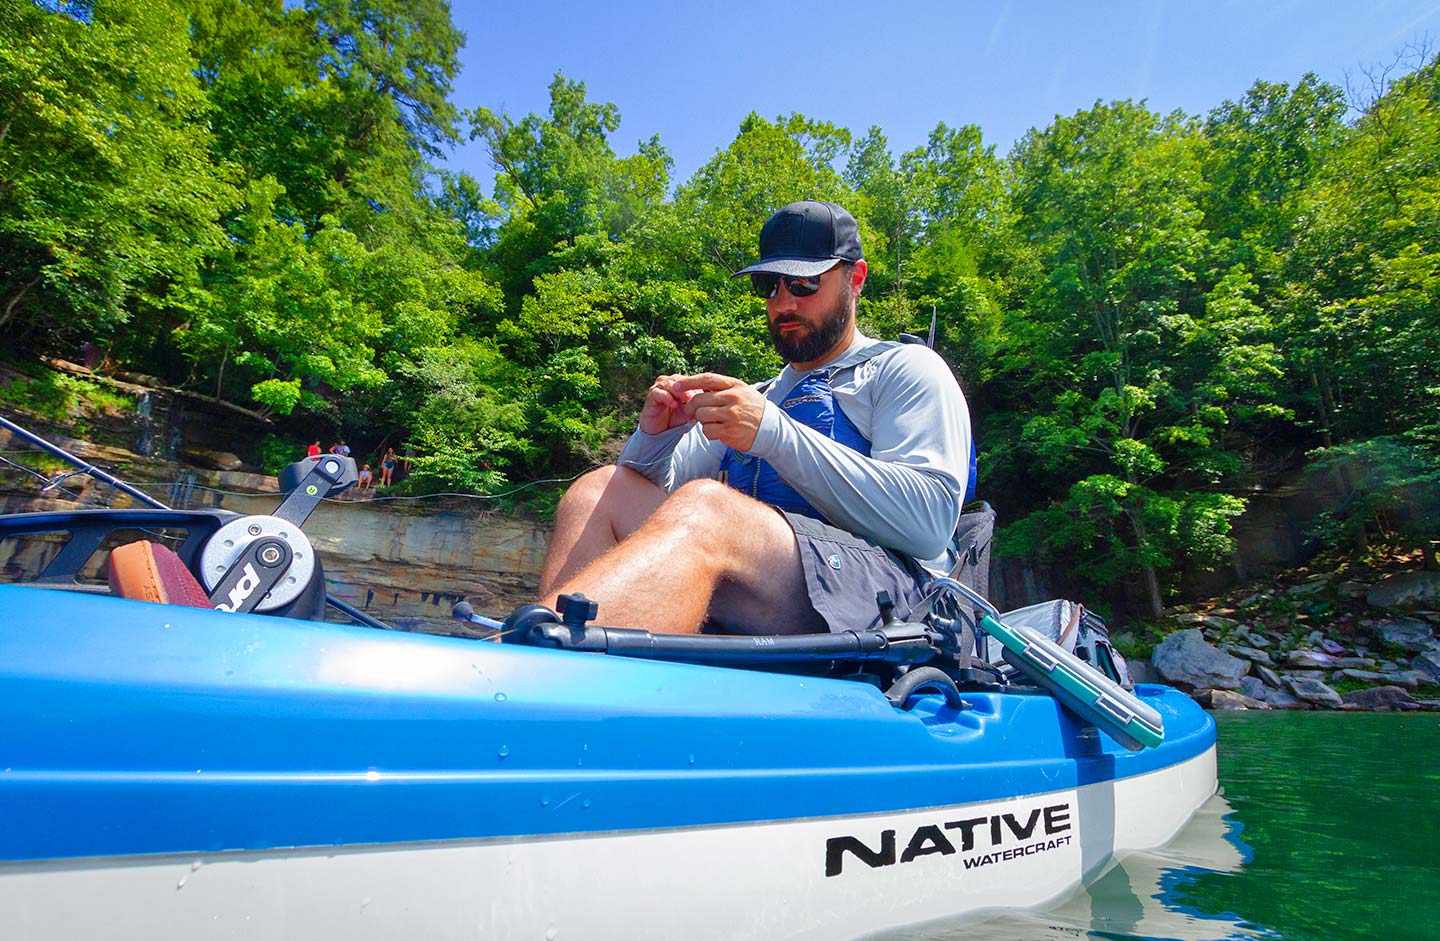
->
[502, 592, 943, 666]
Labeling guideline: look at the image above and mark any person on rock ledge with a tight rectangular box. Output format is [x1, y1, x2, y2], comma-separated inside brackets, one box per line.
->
[536, 200, 975, 636]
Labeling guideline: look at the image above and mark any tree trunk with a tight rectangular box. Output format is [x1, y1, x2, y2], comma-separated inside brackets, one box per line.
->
[1314, 370, 1337, 448]
[1125, 492, 1165, 619]
[1141, 564, 1164, 621]
[0, 274, 42, 332]
[215, 343, 230, 400]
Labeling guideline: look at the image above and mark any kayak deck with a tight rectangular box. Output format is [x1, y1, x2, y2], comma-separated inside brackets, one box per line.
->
[0, 584, 1214, 863]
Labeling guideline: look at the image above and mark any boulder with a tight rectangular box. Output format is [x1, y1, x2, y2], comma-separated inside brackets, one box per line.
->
[1367, 572, 1440, 609]
[1245, 633, 1272, 649]
[1259, 686, 1311, 709]
[1339, 580, 1371, 599]
[1128, 660, 1160, 685]
[1411, 646, 1440, 682]
[1201, 614, 1239, 630]
[1284, 649, 1338, 669]
[1256, 664, 1284, 689]
[180, 447, 246, 472]
[1226, 645, 1273, 664]
[1240, 676, 1269, 700]
[1332, 657, 1378, 670]
[1152, 630, 1249, 691]
[1371, 618, 1436, 653]
[1193, 688, 1270, 711]
[208, 469, 279, 495]
[1335, 669, 1418, 688]
[1342, 686, 1416, 711]
[1285, 581, 1328, 598]
[1284, 676, 1344, 708]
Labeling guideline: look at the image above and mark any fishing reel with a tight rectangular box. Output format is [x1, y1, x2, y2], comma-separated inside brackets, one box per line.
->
[195, 455, 357, 617]
[0, 414, 363, 622]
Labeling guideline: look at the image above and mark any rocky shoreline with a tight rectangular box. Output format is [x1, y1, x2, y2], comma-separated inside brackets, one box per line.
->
[1125, 564, 1440, 712]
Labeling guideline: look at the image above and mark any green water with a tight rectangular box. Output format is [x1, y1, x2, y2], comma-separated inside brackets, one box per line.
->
[1188, 713, 1440, 940]
[898, 713, 1440, 940]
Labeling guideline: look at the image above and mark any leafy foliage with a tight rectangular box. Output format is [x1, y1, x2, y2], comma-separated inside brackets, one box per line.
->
[5, 0, 1439, 610]
[1305, 436, 1440, 557]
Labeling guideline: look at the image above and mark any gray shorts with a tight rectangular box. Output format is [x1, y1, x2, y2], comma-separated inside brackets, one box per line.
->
[784, 512, 930, 634]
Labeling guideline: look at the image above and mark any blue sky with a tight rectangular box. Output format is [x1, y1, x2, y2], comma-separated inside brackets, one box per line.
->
[440, 0, 1440, 190]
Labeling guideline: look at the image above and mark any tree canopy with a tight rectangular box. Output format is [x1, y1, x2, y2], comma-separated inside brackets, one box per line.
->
[3, 0, 1437, 614]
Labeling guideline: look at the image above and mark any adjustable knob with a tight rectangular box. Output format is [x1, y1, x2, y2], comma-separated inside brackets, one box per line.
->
[875, 590, 898, 625]
[557, 592, 599, 627]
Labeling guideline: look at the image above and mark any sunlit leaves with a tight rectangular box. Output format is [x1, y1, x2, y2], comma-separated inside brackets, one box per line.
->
[0, 0, 233, 340]
[394, 338, 533, 494]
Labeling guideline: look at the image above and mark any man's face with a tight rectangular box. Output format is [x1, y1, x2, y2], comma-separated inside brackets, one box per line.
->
[766, 264, 856, 366]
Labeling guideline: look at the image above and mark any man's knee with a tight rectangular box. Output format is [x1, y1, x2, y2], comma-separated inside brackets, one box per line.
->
[559, 465, 654, 511]
[655, 479, 791, 547]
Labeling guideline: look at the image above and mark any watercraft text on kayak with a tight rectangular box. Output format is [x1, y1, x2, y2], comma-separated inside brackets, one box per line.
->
[825, 801, 1073, 877]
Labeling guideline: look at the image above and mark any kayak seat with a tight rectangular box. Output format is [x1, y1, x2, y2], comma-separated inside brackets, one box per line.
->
[108, 540, 213, 608]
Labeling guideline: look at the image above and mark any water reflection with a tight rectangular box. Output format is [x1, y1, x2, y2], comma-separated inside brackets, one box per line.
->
[874, 793, 1272, 940]
[873, 713, 1440, 941]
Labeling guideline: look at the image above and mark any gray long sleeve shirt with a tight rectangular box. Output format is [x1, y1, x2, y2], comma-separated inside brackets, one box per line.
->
[617, 332, 973, 575]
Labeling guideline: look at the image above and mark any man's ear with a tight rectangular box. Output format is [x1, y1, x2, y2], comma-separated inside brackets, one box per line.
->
[850, 259, 868, 296]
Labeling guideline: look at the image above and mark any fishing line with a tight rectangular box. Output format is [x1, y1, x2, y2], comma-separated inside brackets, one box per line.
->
[0, 456, 110, 509]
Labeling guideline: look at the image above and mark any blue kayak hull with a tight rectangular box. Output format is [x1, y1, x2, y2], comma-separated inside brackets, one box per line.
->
[0, 584, 1217, 938]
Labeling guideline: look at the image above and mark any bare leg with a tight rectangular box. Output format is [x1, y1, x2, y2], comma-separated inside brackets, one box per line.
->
[546, 479, 824, 636]
[538, 465, 667, 597]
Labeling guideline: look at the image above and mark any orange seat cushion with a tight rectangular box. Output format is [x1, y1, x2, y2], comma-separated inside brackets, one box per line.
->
[108, 540, 213, 608]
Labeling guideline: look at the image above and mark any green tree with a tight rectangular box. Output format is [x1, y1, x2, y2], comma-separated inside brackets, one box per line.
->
[1280, 56, 1440, 446]
[393, 338, 534, 493]
[0, 0, 233, 345]
[172, 179, 498, 414]
[467, 73, 672, 305]
[1305, 435, 1440, 566]
[1199, 74, 1346, 278]
[1001, 100, 1261, 617]
[663, 112, 852, 280]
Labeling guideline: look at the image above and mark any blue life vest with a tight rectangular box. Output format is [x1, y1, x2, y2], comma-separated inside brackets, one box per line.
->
[719, 370, 869, 521]
[720, 342, 979, 529]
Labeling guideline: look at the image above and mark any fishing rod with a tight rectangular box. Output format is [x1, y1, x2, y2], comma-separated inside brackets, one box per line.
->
[1, 414, 169, 509]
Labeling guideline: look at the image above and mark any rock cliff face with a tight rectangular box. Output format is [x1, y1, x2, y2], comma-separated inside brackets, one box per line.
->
[231, 492, 550, 621]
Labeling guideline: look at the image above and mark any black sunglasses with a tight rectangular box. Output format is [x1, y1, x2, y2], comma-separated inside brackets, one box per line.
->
[750, 265, 837, 299]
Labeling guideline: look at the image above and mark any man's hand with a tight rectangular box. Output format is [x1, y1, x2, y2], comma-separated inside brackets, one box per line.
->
[638, 374, 697, 435]
[674, 373, 767, 453]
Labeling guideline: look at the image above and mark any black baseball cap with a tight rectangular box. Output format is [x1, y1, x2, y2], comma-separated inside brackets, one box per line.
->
[731, 200, 864, 279]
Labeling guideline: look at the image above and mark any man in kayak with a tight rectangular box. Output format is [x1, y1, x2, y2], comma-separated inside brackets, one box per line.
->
[537, 200, 973, 635]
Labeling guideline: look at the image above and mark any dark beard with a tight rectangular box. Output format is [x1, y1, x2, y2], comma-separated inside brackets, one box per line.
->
[768, 287, 854, 364]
